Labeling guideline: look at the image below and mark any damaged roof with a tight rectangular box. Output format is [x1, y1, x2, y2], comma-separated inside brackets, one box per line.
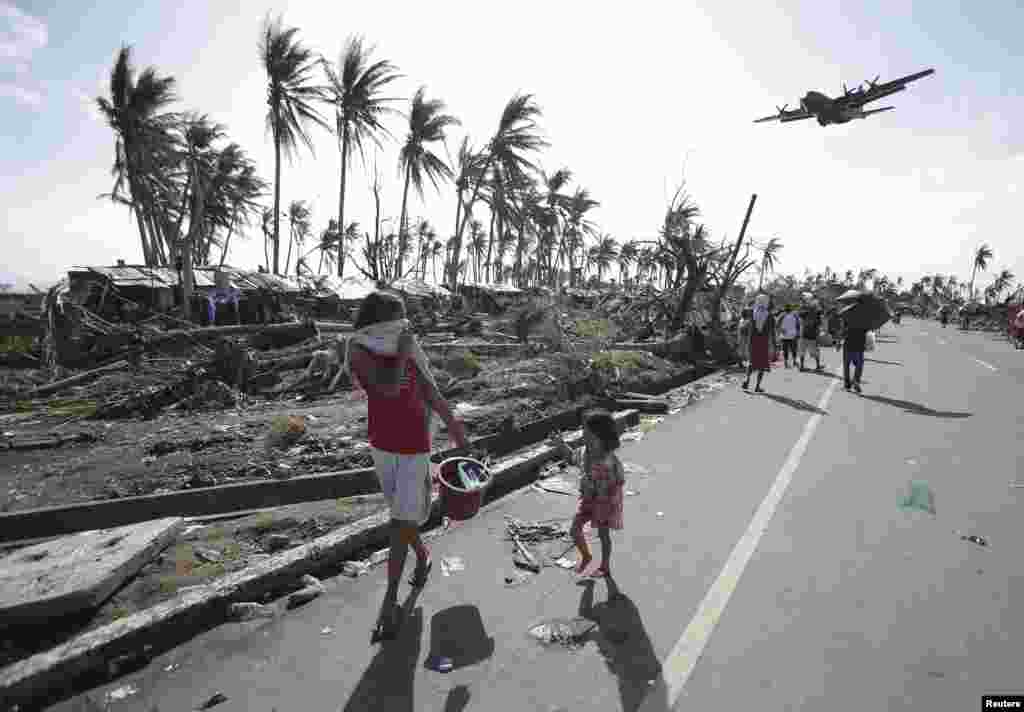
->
[68, 265, 303, 293]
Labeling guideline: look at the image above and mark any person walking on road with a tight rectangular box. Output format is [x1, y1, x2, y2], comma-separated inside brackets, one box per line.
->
[742, 294, 776, 392]
[345, 290, 469, 641]
[798, 300, 824, 372]
[550, 409, 625, 578]
[778, 304, 801, 368]
[736, 307, 752, 368]
[940, 306, 949, 328]
[840, 315, 869, 393]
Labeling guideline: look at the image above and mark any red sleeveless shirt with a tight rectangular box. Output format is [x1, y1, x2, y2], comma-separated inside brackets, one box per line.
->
[362, 352, 431, 454]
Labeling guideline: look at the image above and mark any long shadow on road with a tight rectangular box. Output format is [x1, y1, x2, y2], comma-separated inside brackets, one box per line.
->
[343, 589, 425, 712]
[578, 576, 665, 712]
[756, 392, 828, 415]
[865, 358, 903, 366]
[860, 394, 972, 419]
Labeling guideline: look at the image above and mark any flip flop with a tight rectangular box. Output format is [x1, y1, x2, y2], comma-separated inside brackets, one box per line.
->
[409, 558, 433, 588]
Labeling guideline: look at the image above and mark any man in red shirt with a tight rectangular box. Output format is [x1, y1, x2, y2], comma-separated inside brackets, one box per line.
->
[348, 291, 468, 641]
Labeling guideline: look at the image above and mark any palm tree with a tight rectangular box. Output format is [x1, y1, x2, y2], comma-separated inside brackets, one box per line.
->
[590, 234, 619, 284]
[988, 268, 1015, 302]
[968, 243, 994, 301]
[396, 86, 459, 280]
[618, 240, 639, 286]
[449, 93, 548, 287]
[758, 238, 783, 290]
[284, 200, 311, 275]
[97, 45, 181, 266]
[467, 219, 487, 282]
[260, 14, 328, 274]
[563, 187, 600, 286]
[320, 36, 401, 277]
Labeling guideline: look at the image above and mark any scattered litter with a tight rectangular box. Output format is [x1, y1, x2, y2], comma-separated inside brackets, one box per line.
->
[959, 534, 988, 548]
[196, 692, 229, 710]
[527, 617, 596, 647]
[440, 557, 465, 576]
[621, 431, 645, 442]
[164, 663, 180, 672]
[425, 654, 454, 673]
[505, 570, 533, 587]
[505, 517, 569, 544]
[106, 684, 138, 702]
[668, 408, 681, 415]
[321, 626, 334, 635]
[900, 480, 936, 515]
[341, 561, 369, 578]
[906, 459, 918, 465]
[622, 462, 649, 476]
[656, 512, 664, 518]
[228, 602, 277, 621]
[554, 557, 576, 570]
[625, 489, 638, 496]
[286, 575, 325, 609]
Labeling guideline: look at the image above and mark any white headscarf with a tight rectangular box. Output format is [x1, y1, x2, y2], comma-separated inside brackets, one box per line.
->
[753, 294, 770, 330]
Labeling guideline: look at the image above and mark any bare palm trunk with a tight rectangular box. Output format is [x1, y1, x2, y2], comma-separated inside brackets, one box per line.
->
[337, 126, 350, 277]
[452, 154, 495, 287]
[485, 210, 495, 283]
[218, 211, 238, 268]
[284, 226, 294, 275]
[273, 128, 282, 275]
[396, 167, 412, 281]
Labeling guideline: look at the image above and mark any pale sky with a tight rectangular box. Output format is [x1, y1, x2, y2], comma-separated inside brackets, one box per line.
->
[2, 0, 1022, 292]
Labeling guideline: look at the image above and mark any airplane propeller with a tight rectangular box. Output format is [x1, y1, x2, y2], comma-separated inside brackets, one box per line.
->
[777, 104, 788, 115]
[864, 75, 881, 89]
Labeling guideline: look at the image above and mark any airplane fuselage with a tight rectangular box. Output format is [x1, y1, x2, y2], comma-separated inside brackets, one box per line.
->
[801, 91, 876, 125]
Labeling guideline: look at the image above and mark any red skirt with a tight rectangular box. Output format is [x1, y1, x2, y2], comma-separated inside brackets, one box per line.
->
[750, 334, 772, 371]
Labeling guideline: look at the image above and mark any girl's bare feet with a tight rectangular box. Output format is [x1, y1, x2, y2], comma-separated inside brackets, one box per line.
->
[575, 554, 592, 575]
[589, 565, 609, 578]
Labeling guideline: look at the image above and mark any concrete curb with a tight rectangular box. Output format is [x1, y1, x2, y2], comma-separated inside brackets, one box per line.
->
[0, 411, 640, 711]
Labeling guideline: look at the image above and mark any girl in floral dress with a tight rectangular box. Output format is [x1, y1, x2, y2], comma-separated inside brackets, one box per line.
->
[550, 409, 625, 578]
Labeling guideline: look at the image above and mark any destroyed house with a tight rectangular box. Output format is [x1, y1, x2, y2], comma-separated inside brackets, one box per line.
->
[64, 264, 306, 326]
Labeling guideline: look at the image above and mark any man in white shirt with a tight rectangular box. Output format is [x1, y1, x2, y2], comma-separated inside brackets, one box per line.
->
[778, 305, 801, 368]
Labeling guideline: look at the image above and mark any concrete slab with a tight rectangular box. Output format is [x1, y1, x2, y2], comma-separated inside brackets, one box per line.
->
[0, 518, 184, 628]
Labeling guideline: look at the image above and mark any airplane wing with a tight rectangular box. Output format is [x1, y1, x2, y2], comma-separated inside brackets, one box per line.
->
[840, 68, 935, 108]
[753, 107, 814, 124]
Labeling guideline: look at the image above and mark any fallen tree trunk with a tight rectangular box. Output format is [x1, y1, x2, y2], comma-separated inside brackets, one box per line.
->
[143, 321, 352, 345]
[28, 360, 130, 398]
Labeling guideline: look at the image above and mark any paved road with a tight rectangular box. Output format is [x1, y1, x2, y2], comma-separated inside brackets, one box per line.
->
[54, 318, 1024, 712]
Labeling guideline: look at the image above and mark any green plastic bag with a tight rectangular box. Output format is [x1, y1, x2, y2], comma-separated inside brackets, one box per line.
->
[901, 480, 936, 515]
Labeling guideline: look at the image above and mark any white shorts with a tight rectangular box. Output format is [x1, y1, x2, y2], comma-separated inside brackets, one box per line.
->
[798, 338, 820, 359]
[372, 448, 434, 525]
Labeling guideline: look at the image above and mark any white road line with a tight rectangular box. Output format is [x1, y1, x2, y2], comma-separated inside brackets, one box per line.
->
[638, 378, 840, 712]
[972, 358, 997, 371]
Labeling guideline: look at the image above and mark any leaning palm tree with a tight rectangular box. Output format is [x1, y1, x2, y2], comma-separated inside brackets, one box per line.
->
[968, 243, 993, 301]
[260, 14, 328, 274]
[396, 86, 459, 280]
[97, 45, 181, 266]
[320, 36, 401, 277]
[449, 93, 548, 287]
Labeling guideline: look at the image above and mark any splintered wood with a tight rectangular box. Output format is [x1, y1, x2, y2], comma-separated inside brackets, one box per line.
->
[0, 517, 184, 627]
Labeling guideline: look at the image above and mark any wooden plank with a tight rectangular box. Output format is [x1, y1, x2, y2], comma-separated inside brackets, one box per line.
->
[0, 518, 184, 628]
